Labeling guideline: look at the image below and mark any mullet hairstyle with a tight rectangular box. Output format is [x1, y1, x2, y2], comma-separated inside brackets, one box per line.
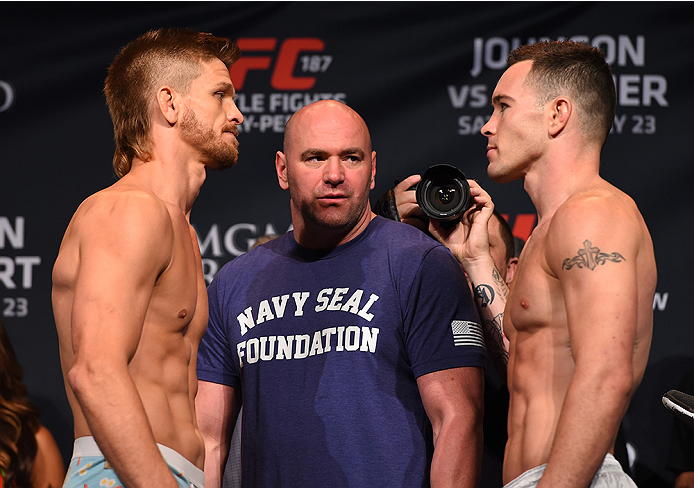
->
[104, 28, 240, 178]
[507, 40, 616, 147]
[0, 320, 40, 488]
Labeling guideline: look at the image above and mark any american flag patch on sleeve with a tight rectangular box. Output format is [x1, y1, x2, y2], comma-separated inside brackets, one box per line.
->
[451, 320, 485, 349]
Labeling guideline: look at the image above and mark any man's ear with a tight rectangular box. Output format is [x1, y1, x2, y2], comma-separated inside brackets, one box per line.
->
[157, 86, 179, 125]
[276, 151, 289, 190]
[506, 257, 519, 284]
[548, 97, 571, 137]
[370, 151, 377, 190]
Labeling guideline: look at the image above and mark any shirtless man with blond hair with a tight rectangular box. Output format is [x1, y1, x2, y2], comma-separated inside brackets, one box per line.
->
[430, 41, 657, 487]
[52, 28, 243, 488]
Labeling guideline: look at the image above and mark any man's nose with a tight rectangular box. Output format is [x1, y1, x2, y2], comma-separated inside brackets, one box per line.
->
[324, 158, 345, 185]
[480, 117, 494, 136]
[227, 99, 244, 124]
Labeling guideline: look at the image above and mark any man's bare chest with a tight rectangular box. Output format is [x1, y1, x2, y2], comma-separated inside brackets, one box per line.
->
[506, 233, 565, 335]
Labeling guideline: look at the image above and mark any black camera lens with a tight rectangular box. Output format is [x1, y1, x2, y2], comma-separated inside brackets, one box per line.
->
[416, 164, 471, 222]
[434, 185, 459, 208]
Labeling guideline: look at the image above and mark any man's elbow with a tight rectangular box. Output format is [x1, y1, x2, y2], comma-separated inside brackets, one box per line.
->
[67, 358, 117, 400]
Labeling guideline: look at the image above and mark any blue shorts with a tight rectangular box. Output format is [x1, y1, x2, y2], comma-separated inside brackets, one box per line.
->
[504, 454, 636, 488]
[63, 436, 204, 488]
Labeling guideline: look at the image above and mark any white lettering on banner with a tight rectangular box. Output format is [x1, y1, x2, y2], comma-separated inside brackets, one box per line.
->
[237, 326, 380, 367]
[196, 222, 293, 283]
[229, 37, 346, 133]
[238, 289, 379, 336]
[0, 217, 41, 289]
[1, 217, 41, 318]
[615, 74, 668, 107]
[0, 217, 24, 249]
[457, 115, 489, 135]
[236, 93, 348, 133]
[470, 35, 646, 78]
[447, 85, 487, 109]
[0, 80, 15, 113]
[2, 297, 29, 318]
[653, 292, 669, 311]
[610, 114, 657, 135]
[453, 34, 668, 137]
[0, 256, 41, 289]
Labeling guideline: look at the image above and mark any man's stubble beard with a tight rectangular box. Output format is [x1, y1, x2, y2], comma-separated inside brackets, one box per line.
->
[288, 173, 371, 232]
[180, 107, 239, 170]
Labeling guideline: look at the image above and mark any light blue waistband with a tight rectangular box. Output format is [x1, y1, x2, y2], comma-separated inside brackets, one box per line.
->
[72, 436, 204, 488]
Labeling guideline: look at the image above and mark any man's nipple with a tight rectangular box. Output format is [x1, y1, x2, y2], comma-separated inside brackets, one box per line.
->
[178, 309, 188, 319]
[519, 298, 530, 309]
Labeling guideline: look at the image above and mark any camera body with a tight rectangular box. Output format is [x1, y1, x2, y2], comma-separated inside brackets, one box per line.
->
[415, 164, 471, 224]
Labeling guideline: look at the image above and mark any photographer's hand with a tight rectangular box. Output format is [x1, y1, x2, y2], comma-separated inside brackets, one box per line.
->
[429, 179, 494, 268]
[393, 174, 429, 233]
[430, 181, 510, 370]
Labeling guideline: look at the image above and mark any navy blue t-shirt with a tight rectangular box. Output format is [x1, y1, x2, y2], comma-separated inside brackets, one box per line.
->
[198, 216, 485, 487]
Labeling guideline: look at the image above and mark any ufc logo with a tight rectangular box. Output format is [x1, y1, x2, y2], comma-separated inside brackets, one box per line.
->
[230, 38, 328, 90]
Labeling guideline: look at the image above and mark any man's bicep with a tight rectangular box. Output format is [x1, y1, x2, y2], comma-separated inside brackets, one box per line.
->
[417, 367, 484, 429]
[548, 204, 639, 364]
[71, 198, 173, 360]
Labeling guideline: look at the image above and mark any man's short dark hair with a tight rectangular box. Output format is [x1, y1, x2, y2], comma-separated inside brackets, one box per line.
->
[508, 40, 616, 146]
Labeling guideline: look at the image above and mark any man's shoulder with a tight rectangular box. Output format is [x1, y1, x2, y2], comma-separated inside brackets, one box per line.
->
[558, 180, 639, 216]
[367, 217, 461, 274]
[65, 184, 175, 253]
[76, 183, 169, 221]
[213, 233, 291, 281]
[543, 182, 652, 272]
[370, 216, 441, 250]
[549, 182, 645, 236]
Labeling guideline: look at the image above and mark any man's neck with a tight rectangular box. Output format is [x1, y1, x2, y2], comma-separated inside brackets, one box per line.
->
[292, 210, 375, 251]
[126, 157, 207, 218]
[523, 149, 602, 223]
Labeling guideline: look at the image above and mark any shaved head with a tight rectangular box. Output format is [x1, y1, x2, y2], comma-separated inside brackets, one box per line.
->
[283, 100, 372, 157]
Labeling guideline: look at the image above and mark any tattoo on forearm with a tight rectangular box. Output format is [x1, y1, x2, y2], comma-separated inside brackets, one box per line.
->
[475, 284, 494, 307]
[562, 239, 625, 271]
[492, 267, 509, 299]
[483, 312, 509, 365]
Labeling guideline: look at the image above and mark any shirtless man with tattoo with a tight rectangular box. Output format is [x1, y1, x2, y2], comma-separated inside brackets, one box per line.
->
[52, 28, 243, 488]
[430, 41, 657, 487]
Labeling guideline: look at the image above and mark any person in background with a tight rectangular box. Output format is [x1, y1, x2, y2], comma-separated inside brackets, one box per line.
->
[0, 319, 65, 488]
[390, 178, 521, 487]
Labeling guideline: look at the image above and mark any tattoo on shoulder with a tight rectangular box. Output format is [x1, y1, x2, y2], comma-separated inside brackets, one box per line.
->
[562, 239, 625, 271]
[475, 284, 495, 307]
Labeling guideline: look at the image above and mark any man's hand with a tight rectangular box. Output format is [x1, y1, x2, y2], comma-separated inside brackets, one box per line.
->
[429, 180, 495, 269]
[393, 174, 429, 232]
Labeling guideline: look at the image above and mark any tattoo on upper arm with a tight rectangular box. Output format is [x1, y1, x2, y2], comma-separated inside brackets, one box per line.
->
[562, 239, 625, 271]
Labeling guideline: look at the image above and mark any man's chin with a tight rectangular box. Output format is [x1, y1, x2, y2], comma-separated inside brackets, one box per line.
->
[487, 166, 515, 184]
[206, 152, 239, 171]
[214, 159, 238, 171]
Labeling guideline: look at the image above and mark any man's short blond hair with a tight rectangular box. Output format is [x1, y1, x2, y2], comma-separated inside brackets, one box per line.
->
[104, 28, 240, 178]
